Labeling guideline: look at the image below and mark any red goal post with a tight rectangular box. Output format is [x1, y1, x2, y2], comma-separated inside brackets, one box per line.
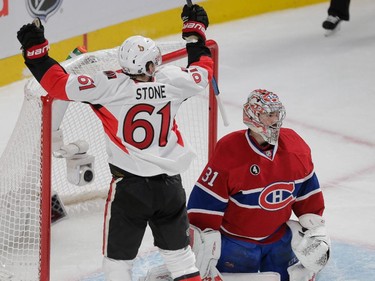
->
[0, 40, 219, 280]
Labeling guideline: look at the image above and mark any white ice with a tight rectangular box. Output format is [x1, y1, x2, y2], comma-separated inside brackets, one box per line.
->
[0, 0, 374, 280]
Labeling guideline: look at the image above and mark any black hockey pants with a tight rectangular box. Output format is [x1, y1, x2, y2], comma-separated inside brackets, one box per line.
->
[103, 164, 190, 260]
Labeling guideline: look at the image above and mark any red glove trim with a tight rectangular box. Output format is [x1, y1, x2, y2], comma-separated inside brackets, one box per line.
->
[182, 21, 206, 41]
[25, 40, 49, 60]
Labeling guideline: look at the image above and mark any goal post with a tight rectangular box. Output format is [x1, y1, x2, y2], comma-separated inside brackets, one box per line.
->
[0, 40, 219, 281]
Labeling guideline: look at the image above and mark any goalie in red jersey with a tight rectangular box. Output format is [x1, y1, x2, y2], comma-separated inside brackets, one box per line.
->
[187, 89, 331, 281]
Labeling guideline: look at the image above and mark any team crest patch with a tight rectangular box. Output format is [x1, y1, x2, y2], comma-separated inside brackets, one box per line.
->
[26, 0, 63, 21]
[250, 164, 260, 175]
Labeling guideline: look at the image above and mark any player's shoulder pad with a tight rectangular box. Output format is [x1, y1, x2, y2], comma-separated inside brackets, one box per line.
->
[213, 130, 248, 157]
[279, 128, 311, 153]
[216, 130, 247, 146]
[154, 64, 183, 80]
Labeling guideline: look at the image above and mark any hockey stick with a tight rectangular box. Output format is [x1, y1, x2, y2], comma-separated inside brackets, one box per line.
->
[186, 0, 229, 126]
[211, 76, 229, 126]
[32, 17, 41, 28]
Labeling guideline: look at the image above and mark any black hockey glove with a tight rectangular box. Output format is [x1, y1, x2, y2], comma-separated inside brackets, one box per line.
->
[17, 18, 59, 82]
[181, 4, 209, 41]
[17, 18, 49, 63]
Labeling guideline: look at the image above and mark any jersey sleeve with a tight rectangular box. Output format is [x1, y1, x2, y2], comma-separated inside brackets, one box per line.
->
[156, 40, 213, 101]
[282, 129, 326, 217]
[157, 56, 213, 101]
[293, 171, 325, 217]
[186, 41, 213, 81]
[40, 64, 124, 104]
[187, 139, 229, 231]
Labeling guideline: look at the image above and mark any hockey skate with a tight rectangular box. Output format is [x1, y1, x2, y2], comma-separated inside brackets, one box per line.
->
[322, 15, 341, 36]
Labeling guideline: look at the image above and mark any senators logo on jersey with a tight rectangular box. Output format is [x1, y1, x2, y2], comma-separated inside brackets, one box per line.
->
[26, 0, 63, 21]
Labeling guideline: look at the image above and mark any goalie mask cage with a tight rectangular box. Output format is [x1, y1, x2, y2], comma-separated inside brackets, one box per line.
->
[0, 40, 219, 281]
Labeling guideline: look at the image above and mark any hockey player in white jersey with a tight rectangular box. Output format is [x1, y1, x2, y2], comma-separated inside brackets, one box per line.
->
[17, 4, 212, 281]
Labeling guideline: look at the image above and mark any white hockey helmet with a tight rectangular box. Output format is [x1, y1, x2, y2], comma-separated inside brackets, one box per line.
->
[118, 35, 162, 76]
[243, 89, 286, 145]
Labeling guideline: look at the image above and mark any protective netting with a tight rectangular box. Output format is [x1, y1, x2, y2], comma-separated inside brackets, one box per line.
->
[0, 41, 213, 280]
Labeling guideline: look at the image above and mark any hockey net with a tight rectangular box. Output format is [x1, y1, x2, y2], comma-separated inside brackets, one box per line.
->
[0, 40, 218, 281]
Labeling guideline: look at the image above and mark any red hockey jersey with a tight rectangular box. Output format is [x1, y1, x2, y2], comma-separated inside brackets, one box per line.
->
[187, 128, 325, 243]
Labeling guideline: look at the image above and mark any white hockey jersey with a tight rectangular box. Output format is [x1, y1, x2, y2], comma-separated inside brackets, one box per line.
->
[40, 56, 213, 176]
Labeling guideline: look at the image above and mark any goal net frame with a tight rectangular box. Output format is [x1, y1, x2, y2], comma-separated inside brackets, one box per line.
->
[0, 40, 219, 281]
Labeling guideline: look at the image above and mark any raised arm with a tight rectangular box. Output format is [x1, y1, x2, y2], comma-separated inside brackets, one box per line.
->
[181, 4, 213, 78]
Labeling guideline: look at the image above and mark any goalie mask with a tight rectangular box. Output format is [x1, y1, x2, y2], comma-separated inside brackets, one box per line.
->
[118, 35, 162, 76]
[243, 89, 286, 145]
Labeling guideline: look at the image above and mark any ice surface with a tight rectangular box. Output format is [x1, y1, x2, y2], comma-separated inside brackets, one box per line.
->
[0, 0, 374, 280]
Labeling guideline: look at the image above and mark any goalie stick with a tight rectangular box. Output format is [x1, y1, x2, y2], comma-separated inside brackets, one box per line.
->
[186, 0, 229, 127]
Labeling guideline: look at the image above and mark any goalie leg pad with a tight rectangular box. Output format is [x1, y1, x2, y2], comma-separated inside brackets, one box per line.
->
[189, 225, 222, 280]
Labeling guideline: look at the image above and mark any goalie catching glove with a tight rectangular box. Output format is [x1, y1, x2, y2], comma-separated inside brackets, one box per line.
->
[287, 214, 331, 274]
[181, 4, 209, 42]
[189, 225, 223, 281]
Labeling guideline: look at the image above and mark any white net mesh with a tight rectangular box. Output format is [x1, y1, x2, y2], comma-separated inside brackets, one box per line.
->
[0, 92, 43, 280]
[0, 42, 214, 280]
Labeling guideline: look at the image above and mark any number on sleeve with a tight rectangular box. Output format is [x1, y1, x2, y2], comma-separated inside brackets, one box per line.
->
[190, 68, 202, 84]
[77, 75, 96, 91]
[201, 167, 219, 187]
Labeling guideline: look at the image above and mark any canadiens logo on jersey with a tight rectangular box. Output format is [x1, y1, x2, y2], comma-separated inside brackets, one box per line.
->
[26, 0, 63, 21]
[259, 182, 295, 211]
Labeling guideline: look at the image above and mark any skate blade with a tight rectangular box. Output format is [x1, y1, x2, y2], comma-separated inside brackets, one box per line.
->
[324, 23, 341, 37]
